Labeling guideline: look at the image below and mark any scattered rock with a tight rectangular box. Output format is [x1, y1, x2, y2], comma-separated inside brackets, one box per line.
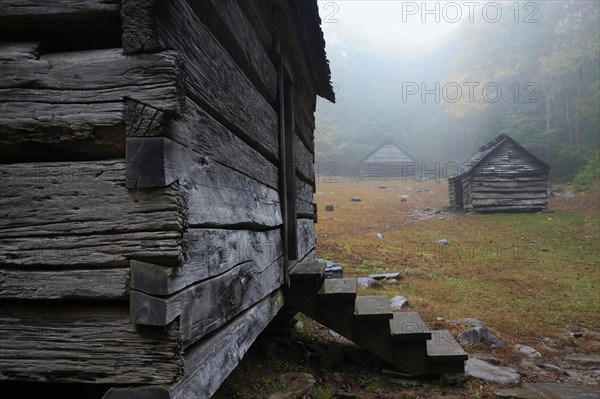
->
[540, 247, 549, 252]
[495, 387, 546, 399]
[268, 372, 316, 399]
[436, 239, 449, 245]
[465, 358, 521, 385]
[321, 260, 343, 279]
[561, 192, 576, 199]
[400, 197, 408, 202]
[537, 363, 568, 375]
[350, 197, 362, 202]
[525, 382, 600, 399]
[325, 204, 334, 211]
[387, 278, 399, 285]
[565, 354, 600, 365]
[379, 185, 387, 189]
[515, 344, 542, 358]
[470, 352, 501, 366]
[458, 326, 503, 348]
[390, 296, 409, 310]
[357, 278, 384, 289]
[369, 272, 401, 281]
[375, 233, 384, 239]
[451, 318, 485, 327]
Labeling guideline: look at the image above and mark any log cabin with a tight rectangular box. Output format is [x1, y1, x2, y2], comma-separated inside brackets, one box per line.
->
[448, 134, 550, 212]
[1, 1, 467, 397]
[359, 141, 417, 179]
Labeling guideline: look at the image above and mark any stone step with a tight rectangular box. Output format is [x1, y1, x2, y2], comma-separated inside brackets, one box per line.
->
[289, 260, 326, 281]
[426, 330, 469, 363]
[319, 278, 357, 301]
[354, 296, 393, 321]
[389, 312, 432, 342]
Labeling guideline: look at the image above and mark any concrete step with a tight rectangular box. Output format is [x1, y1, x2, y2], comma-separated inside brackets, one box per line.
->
[319, 278, 357, 301]
[424, 330, 468, 374]
[389, 312, 432, 342]
[289, 260, 326, 281]
[354, 296, 393, 321]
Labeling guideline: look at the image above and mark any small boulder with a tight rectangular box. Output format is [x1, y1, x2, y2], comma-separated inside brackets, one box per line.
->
[350, 197, 362, 202]
[379, 185, 387, 189]
[357, 277, 384, 289]
[436, 239, 449, 245]
[561, 192, 575, 199]
[470, 353, 501, 366]
[321, 260, 343, 279]
[515, 344, 542, 358]
[375, 233, 384, 239]
[325, 204, 334, 211]
[465, 358, 521, 385]
[390, 296, 409, 310]
[268, 372, 316, 399]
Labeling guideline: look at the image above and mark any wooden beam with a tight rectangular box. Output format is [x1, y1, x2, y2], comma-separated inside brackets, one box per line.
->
[0, 160, 185, 267]
[297, 219, 316, 262]
[105, 291, 284, 399]
[0, 304, 183, 384]
[296, 177, 315, 219]
[121, 0, 162, 54]
[130, 257, 284, 347]
[295, 133, 315, 184]
[130, 228, 283, 296]
[153, 0, 279, 162]
[0, 267, 129, 300]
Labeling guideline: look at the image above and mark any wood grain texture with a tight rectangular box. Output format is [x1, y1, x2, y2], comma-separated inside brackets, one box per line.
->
[297, 219, 316, 262]
[0, 160, 185, 267]
[0, 267, 129, 299]
[105, 291, 284, 399]
[154, 0, 279, 162]
[194, 0, 277, 103]
[131, 228, 282, 296]
[131, 257, 284, 347]
[0, 304, 183, 384]
[296, 177, 315, 219]
[167, 98, 278, 189]
[295, 133, 315, 184]
[121, 0, 161, 54]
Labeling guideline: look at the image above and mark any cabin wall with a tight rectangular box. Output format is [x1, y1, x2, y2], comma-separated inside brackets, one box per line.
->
[1, 0, 321, 397]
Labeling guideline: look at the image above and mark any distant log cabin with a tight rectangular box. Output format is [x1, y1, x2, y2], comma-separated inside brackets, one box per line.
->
[448, 134, 550, 212]
[0, 1, 333, 398]
[359, 142, 417, 179]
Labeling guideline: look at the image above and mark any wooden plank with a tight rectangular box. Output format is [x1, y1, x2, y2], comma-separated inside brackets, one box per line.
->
[0, 0, 120, 34]
[296, 219, 316, 262]
[471, 198, 547, 206]
[319, 278, 357, 300]
[167, 98, 278, 189]
[389, 312, 432, 342]
[427, 330, 468, 362]
[131, 228, 283, 296]
[105, 291, 284, 399]
[130, 257, 284, 347]
[296, 177, 315, 218]
[153, 0, 279, 161]
[0, 46, 183, 113]
[295, 110, 315, 154]
[471, 192, 548, 200]
[194, 0, 277, 103]
[354, 296, 393, 321]
[0, 304, 183, 384]
[0, 267, 129, 299]
[126, 136, 282, 228]
[295, 133, 315, 184]
[235, 0, 272, 55]
[0, 160, 185, 267]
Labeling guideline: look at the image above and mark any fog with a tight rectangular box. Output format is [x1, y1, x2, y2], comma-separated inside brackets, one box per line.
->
[314, 1, 600, 180]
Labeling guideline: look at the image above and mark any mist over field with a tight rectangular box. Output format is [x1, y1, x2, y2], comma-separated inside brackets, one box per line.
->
[315, 1, 600, 181]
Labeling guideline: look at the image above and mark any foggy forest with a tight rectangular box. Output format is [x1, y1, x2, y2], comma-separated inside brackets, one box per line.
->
[315, 1, 599, 187]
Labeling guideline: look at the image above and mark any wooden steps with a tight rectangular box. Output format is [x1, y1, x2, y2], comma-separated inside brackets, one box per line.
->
[287, 259, 467, 375]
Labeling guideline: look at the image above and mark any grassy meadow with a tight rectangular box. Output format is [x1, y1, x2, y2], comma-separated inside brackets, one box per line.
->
[315, 178, 600, 350]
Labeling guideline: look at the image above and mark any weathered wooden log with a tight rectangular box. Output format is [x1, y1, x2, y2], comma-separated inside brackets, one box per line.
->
[130, 257, 284, 347]
[121, 0, 161, 54]
[0, 304, 183, 384]
[126, 136, 282, 228]
[296, 178, 315, 219]
[166, 98, 278, 189]
[189, 0, 277, 103]
[131, 228, 283, 296]
[295, 110, 315, 154]
[0, 44, 183, 162]
[295, 134, 315, 184]
[150, 0, 279, 161]
[104, 291, 284, 399]
[297, 219, 316, 262]
[0, 267, 129, 299]
[0, 160, 185, 267]
[471, 191, 548, 200]
[471, 198, 547, 206]
[0, 0, 121, 34]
